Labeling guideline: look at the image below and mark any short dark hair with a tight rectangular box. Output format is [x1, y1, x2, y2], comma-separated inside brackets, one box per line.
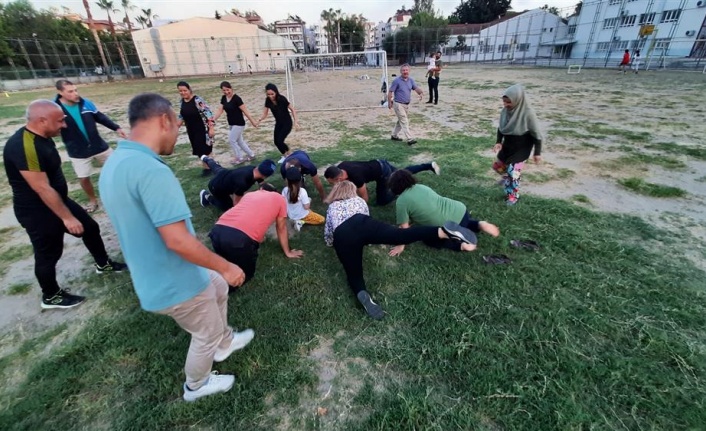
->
[260, 182, 277, 192]
[388, 169, 417, 196]
[55, 79, 74, 90]
[220, 81, 232, 89]
[324, 165, 342, 180]
[176, 81, 190, 90]
[128, 93, 173, 127]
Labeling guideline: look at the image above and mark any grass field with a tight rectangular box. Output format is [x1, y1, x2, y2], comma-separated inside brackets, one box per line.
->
[0, 66, 705, 430]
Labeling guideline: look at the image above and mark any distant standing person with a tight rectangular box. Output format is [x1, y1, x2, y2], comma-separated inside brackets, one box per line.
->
[388, 64, 423, 146]
[213, 81, 258, 165]
[426, 51, 443, 105]
[176, 81, 215, 176]
[54, 79, 127, 213]
[4, 100, 126, 309]
[492, 84, 543, 206]
[99, 93, 254, 402]
[632, 50, 641, 74]
[257, 83, 300, 164]
[619, 49, 631, 74]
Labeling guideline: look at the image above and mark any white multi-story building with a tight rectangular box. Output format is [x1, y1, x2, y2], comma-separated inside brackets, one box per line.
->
[374, 21, 389, 49]
[308, 22, 330, 54]
[570, 0, 706, 62]
[389, 8, 413, 33]
[364, 20, 377, 49]
[275, 18, 307, 53]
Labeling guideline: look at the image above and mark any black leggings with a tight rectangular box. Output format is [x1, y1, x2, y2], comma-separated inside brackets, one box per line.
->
[209, 224, 259, 290]
[274, 120, 292, 155]
[16, 199, 109, 297]
[332, 214, 439, 295]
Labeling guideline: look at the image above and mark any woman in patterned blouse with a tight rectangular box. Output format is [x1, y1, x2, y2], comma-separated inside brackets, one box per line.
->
[177, 81, 215, 176]
[324, 181, 477, 320]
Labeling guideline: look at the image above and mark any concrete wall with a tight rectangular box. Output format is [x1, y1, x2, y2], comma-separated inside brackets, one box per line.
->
[1, 74, 128, 92]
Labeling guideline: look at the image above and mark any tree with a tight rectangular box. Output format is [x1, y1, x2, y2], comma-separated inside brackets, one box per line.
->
[540, 4, 560, 15]
[338, 14, 365, 52]
[412, 0, 435, 15]
[450, 0, 512, 24]
[135, 15, 148, 28]
[383, 11, 450, 61]
[96, 0, 131, 76]
[83, 0, 111, 79]
[454, 35, 467, 51]
[320, 8, 342, 53]
[140, 8, 155, 27]
[573, 1, 583, 17]
[215, 10, 221, 19]
[120, 0, 134, 33]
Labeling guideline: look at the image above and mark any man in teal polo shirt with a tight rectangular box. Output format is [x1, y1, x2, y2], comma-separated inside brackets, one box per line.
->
[99, 93, 254, 402]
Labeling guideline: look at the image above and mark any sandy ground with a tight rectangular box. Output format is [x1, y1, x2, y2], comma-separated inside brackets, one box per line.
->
[0, 64, 704, 358]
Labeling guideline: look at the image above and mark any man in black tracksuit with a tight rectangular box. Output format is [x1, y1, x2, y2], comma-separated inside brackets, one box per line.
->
[54, 79, 126, 213]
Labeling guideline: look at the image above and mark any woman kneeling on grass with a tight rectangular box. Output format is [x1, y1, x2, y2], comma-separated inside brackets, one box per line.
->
[282, 166, 325, 231]
[324, 181, 477, 320]
[492, 84, 543, 205]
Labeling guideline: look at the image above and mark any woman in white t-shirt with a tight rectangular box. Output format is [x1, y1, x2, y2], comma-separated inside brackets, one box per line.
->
[282, 167, 324, 230]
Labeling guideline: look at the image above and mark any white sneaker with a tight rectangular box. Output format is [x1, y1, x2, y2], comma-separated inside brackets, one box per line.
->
[214, 328, 255, 362]
[277, 156, 286, 164]
[200, 155, 209, 162]
[432, 161, 441, 175]
[183, 371, 235, 402]
[294, 220, 305, 232]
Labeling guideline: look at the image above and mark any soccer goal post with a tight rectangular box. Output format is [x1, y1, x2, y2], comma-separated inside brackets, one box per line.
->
[284, 50, 388, 113]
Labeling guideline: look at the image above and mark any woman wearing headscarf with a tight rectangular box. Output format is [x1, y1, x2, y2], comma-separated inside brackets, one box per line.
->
[176, 81, 215, 176]
[492, 84, 543, 205]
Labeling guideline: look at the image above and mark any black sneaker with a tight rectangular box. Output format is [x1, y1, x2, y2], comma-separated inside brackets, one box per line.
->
[356, 290, 385, 320]
[41, 289, 86, 309]
[95, 259, 128, 274]
[199, 189, 211, 208]
[390, 136, 403, 142]
[407, 140, 417, 146]
[442, 221, 477, 245]
[425, 101, 433, 104]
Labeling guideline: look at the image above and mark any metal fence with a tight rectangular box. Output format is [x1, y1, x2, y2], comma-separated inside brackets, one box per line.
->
[0, 38, 144, 90]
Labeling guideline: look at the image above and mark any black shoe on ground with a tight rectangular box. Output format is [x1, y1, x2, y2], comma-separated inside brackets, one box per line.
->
[442, 221, 477, 245]
[425, 101, 433, 104]
[41, 289, 86, 309]
[407, 140, 417, 146]
[434, 102, 438, 105]
[356, 290, 385, 320]
[199, 189, 211, 208]
[391, 135, 403, 142]
[95, 259, 128, 274]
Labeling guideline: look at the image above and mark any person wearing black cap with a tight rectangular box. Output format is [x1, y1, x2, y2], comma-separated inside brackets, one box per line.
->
[209, 182, 304, 289]
[282, 166, 325, 231]
[199, 156, 276, 211]
[279, 150, 325, 201]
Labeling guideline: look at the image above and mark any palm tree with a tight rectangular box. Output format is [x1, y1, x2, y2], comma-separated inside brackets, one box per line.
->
[140, 8, 156, 27]
[320, 8, 342, 53]
[135, 15, 148, 29]
[96, 0, 131, 77]
[121, 0, 134, 32]
[82, 0, 111, 80]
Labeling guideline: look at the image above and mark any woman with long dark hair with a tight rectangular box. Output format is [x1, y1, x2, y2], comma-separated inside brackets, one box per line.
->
[176, 81, 215, 176]
[257, 83, 300, 163]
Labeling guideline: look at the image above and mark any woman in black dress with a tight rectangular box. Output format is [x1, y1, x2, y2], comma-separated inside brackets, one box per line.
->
[257, 83, 300, 164]
[177, 81, 215, 176]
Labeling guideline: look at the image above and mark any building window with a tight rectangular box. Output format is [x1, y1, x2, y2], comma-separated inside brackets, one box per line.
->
[619, 15, 636, 27]
[630, 38, 647, 49]
[609, 0, 620, 4]
[517, 43, 530, 52]
[596, 42, 610, 52]
[660, 9, 681, 23]
[654, 38, 671, 49]
[603, 18, 618, 29]
[639, 13, 655, 24]
[498, 44, 511, 52]
[550, 28, 553, 32]
[568, 25, 577, 34]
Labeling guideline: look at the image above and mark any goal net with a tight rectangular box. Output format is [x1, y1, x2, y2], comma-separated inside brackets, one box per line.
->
[284, 50, 388, 112]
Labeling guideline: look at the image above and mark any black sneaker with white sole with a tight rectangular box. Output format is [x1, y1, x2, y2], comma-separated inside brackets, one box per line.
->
[41, 289, 86, 309]
[356, 290, 385, 320]
[199, 189, 211, 208]
[441, 221, 477, 245]
[95, 259, 128, 274]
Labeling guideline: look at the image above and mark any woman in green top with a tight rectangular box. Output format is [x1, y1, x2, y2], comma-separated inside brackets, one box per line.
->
[387, 169, 500, 256]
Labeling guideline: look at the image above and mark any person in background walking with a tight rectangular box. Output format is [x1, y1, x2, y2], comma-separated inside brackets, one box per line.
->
[426, 51, 443, 105]
[176, 81, 215, 176]
[492, 84, 543, 206]
[213, 81, 258, 165]
[100, 93, 254, 402]
[4, 100, 126, 310]
[619, 49, 631, 74]
[632, 49, 641, 74]
[388, 64, 423, 146]
[257, 83, 300, 164]
[54, 79, 126, 213]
